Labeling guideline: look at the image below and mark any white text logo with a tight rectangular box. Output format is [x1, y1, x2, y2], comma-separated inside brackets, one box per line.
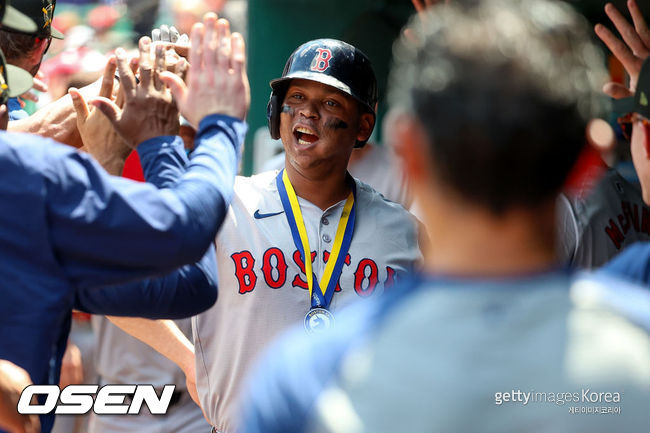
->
[17, 384, 176, 415]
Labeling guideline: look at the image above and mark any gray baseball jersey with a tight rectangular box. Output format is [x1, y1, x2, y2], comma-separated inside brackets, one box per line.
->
[89, 316, 209, 433]
[557, 168, 650, 269]
[260, 144, 410, 207]
[193, 171, 420, 432]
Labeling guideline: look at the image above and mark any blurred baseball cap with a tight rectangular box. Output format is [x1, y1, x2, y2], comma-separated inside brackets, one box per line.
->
[614, 57, 650, 118]
[0, 49, 34, 100]
[0, 0, 38, 34]
[13, 0, 64, 39]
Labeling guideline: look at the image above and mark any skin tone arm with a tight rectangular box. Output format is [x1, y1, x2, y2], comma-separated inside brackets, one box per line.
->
[8, 93, 83, 148]
[0, 360, 39, 433]
[105, 317, 199, 403]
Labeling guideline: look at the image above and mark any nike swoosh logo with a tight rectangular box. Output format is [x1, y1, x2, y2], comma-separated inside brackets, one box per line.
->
[254, 210, 285, 219]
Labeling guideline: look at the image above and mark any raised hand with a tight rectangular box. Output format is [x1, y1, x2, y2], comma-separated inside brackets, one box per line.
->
[152, 24, 189, 46]
[595, 0, 650, 99]
[160, 14, 250, 126]
[69, 56, 131, 175]
[405, 0, 451, 42]
[91, 37, 180, 148]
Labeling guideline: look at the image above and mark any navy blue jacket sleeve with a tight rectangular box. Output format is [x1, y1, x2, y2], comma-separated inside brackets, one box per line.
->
[600, 242, 650, 287]
[42, 114, 245, 289]
[73, 245, 218, 319]
[72, 136, 218, 318]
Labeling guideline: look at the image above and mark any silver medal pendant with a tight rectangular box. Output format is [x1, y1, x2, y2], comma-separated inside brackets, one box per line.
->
[304, 308, 334, 334]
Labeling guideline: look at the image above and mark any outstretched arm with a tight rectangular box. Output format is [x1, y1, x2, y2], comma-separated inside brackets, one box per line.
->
[106, 317, 203, 413]
[41, 15, 250, 289]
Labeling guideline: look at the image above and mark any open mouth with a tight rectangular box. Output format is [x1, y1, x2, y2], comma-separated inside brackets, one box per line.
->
[293, 126, 319, 145]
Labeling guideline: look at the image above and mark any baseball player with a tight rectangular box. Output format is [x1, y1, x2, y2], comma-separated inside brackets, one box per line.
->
[112, 38, 420, 433]
[0, 12, 249, 433]
[557, 167, 650, 268]
[240, 1, 650, 432]
[555, 0, 650, 269]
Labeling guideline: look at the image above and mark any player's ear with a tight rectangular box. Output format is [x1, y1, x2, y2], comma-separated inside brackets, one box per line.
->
[385, 109, 430, 184]
[356, 111, 375, 143]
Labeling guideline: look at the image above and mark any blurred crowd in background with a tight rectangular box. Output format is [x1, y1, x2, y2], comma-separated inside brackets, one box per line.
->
[26, 0, 246, 114]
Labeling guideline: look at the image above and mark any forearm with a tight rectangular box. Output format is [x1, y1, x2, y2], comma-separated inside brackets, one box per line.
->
[74, 245, 218, 319]
[135, 114, 245, 264]
[140, 114, 244, 203]
[107, 317, 195, 375]
[8, 94, 82, 148]
[43, 115, 244, 288]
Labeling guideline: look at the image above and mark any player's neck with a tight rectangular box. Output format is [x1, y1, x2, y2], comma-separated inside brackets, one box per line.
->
[284, 164, 351, 211]
[421, 194, 558, 277]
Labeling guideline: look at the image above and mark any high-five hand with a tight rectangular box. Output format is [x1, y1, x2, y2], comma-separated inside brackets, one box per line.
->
[91, 37, 180, 148]
[160, 14, 250, 127]
[595, 0, 650, 99]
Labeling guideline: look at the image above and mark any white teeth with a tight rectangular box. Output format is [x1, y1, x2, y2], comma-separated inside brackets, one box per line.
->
[298, 138, 311, 145]
[296, 127, 316, 135]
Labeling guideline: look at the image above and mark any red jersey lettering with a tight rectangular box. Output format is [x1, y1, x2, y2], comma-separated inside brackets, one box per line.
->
[385, 266, 397, 289]
[604, 219, 625, 250]
[232, 251, 257, 294]
[261, 248, 288, 289]
[354, 258, 379, 297]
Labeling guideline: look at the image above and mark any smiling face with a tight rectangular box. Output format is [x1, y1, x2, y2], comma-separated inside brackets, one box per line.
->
[279, 79, 374, 180]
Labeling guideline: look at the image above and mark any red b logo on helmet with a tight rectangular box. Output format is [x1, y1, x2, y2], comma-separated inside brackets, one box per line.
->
[310, 48, 332, 72]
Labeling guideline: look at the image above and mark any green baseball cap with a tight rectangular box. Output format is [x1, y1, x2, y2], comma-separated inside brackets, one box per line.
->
[613, 57, 650, 118]
[0, 49, 34, 101]
[0, 0, 38, 34]
[13, 0, 64, 39]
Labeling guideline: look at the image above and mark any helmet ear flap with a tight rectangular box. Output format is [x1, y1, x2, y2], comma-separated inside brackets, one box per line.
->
[267, 92, 281, 140]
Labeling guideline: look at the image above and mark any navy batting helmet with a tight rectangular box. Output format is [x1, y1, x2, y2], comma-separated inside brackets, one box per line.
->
[267, 39, 378, 147]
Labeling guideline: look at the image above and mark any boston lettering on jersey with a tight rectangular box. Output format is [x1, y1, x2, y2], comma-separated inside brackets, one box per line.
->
[231, 249, 397, 297]
[604, 200, 650, 249]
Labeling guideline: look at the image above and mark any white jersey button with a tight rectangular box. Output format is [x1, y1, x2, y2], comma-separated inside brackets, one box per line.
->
[323, 234, 332, 243]
[322, 217, 329, 225]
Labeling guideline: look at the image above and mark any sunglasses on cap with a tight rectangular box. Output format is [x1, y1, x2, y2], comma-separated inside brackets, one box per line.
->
[617, 112, 650, 141]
